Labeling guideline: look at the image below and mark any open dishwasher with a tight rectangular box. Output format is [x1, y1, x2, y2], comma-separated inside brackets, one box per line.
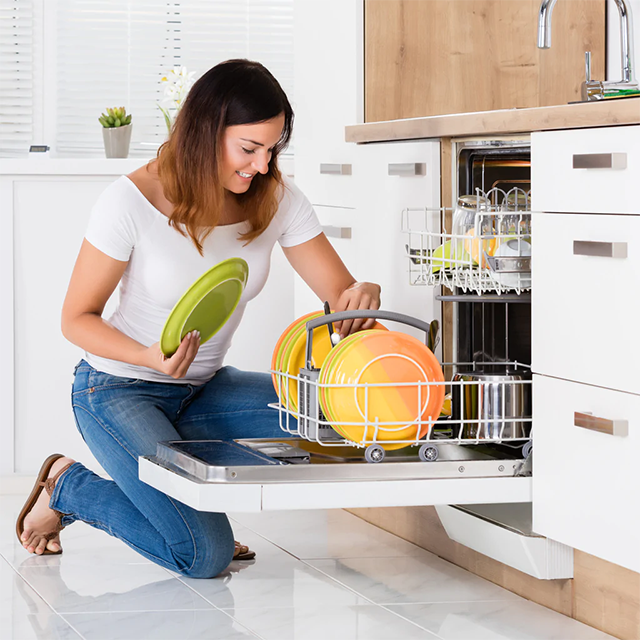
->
[140, 303, 533, 513]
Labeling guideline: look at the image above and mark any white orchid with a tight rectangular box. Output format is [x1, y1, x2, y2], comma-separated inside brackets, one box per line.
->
[157, 66, 196, 133]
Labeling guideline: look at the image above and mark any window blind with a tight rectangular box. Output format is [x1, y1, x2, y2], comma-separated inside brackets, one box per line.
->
[55, 0, 294, 157]
[0, 0, 33, 156]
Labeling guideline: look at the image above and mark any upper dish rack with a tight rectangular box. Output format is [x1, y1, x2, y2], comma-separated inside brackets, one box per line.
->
[402, 187, 532, 295]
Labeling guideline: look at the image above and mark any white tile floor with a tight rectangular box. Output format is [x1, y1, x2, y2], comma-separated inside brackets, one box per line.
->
[0, 494, 616, 640]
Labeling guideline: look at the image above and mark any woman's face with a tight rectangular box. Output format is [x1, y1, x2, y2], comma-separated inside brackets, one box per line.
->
[220, 114, 285, 193]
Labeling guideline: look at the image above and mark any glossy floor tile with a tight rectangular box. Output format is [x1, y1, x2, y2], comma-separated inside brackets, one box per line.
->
[385, 601, 616, 640]
[60, 610, 260, 640]
[229, 509, 422, 559]
[307, 555, 521, 604]
[174, 528, 369, 610]
[1, 557, 82, 639]
[0, 495, 616, 640]
[230, 604, 440, 640]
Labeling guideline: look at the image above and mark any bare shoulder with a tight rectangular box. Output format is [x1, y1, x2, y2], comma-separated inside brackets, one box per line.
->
[126, 161, 172, 217]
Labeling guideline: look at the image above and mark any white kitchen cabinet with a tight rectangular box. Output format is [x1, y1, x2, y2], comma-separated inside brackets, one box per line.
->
[355, 140, 441, 342]
[531, 211, 640, 394]
[1, 161, 296, 476]
[293, 0, 363, 208]
[531, 126, 640, 572]
[532, 374, 640, 572]
[532, 125, 640, 215]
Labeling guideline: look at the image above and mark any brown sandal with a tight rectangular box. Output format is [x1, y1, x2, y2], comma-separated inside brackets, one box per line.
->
[16, 453, 73, 555]
[233, 540, 256, 561]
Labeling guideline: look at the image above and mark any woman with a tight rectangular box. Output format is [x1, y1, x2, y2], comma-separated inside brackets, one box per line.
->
[15, 59, 380, 578]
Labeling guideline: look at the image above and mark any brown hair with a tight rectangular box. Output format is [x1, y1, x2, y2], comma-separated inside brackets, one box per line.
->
[156, 59, 294, 253]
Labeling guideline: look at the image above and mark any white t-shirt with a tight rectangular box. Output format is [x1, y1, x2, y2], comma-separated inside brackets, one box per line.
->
[84, 175, 322, 384]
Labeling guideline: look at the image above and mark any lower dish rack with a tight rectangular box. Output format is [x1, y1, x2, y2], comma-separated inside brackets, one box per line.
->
[270, 310, 532, 464]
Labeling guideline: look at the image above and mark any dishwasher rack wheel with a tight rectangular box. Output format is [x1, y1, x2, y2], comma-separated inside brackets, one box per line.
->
[522, 441, 532, 459]
[364, 444, 386, 463]
[419, 444, 439, 462]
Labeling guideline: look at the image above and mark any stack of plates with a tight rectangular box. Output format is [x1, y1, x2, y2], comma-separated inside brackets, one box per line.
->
[318, 330, 445, 450]
[272, 313, 445, 450]
[271, 312, 386, 411]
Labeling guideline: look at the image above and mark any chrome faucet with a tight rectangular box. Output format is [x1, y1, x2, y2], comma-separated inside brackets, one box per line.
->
[537, 0, 638, 100]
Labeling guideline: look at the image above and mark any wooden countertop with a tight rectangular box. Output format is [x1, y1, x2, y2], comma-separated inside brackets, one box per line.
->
[345, 97, 640, 143]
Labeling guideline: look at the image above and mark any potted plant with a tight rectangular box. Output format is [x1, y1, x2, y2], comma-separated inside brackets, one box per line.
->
[99, 107, 132, 158]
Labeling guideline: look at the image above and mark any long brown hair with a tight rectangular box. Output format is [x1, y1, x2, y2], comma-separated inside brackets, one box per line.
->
[156, 59, 294, 253]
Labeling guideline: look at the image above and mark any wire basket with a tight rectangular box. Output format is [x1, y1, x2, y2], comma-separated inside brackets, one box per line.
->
[402, 187, 532, 295]
[269, 311, 532, 463]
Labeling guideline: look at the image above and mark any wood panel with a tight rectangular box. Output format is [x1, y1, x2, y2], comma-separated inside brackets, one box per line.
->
[348, 506, 640, 639]
[364, 0, 606, 122]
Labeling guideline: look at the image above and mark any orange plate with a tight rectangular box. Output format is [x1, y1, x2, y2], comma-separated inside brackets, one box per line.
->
[319, 331, 445, 450]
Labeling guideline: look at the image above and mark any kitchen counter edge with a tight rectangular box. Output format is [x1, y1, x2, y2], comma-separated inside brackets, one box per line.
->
[345, 97, 640, 143]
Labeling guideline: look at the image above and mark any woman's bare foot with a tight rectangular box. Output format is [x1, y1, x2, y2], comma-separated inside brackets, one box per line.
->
[21, 456, 75, 555]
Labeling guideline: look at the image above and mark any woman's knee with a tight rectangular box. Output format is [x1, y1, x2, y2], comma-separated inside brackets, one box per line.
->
[171, 534, 235, 579]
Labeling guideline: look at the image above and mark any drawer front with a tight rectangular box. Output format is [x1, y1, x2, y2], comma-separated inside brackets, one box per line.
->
[532, 374, 640, 572]
[531, 211, 640, 393]
[294, 144, 360, 209]
[532, 125, 640, 215]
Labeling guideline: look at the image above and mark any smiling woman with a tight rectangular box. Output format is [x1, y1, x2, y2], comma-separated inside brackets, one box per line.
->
[16, 58, 381, 578]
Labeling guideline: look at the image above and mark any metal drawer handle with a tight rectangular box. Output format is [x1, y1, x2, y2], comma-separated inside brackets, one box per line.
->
[322, 225, 352, 239]
[388, 163, 426, 177]
[572, 153, 627, 170]
[320, 163, 352, 175]
[574, 411, 628, 437]
[573, 240, 627, 259]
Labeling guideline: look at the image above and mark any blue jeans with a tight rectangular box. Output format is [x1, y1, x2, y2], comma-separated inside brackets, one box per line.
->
[49, 360, 287, 579]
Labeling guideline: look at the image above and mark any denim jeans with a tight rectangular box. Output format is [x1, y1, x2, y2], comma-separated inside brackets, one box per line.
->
[49, 360, 287, 579]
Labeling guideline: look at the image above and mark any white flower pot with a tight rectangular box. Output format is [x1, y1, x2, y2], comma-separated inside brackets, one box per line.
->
[102, 124, 132, 158]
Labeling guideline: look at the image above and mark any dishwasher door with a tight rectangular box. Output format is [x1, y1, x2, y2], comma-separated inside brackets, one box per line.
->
[139, 438, 531, 512]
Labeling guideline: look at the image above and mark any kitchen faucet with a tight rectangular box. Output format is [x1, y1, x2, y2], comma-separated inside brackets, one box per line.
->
[537, 0, 639, 100]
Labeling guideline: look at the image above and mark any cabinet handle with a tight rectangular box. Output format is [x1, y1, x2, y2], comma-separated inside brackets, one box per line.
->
[573, 240, 627, 259]
[322, 225, 352, 239]
[320, 164, 352, 175]
[574, 411, 628, 437]
[388, 163, 426, 177]
[572, 153, 627, 170]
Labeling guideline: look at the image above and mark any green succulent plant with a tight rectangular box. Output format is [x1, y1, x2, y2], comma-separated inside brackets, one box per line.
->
[98, 107, 132, 128]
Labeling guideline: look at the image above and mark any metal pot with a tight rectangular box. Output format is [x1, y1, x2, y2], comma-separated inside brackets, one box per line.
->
[451, 369, 531, 440]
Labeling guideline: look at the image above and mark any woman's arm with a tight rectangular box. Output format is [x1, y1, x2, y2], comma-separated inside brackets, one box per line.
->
[61, 240, 200, 379]
[282, 233, 381, 337]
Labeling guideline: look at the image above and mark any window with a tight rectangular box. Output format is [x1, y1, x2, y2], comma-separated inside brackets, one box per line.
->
[0, 0, 294, 157]
[0, 0, 34, 156]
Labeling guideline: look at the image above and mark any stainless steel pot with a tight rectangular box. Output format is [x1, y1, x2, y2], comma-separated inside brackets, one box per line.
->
[451, 370, 531, 440]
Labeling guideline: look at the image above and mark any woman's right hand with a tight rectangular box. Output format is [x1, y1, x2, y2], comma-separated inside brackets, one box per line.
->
[144, 331, 201, 379]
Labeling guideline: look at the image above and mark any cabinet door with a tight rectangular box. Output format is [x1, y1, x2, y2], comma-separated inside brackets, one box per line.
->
[531, 211, 640, 393]
[13, 179, 115, 475]
[355, 140, 441, 342]
[532, 125, 640, 215]
[533, 374, 640, 572]
[293, 0, 363, 207]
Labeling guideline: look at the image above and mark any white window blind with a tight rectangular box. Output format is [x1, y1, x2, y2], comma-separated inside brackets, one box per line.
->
[55, 0, 294, 157]
[0, 0, 33, 156]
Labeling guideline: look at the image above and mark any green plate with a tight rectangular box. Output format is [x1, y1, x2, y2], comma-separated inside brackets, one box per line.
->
[160, 257, 249, 356]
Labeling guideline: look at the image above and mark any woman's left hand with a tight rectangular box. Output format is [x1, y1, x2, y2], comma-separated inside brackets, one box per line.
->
[332, 281, 381, 338]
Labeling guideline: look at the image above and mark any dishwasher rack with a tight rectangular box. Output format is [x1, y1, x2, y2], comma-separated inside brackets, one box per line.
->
[270, 311, 532, 464]
[402, 187, 532, 295]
